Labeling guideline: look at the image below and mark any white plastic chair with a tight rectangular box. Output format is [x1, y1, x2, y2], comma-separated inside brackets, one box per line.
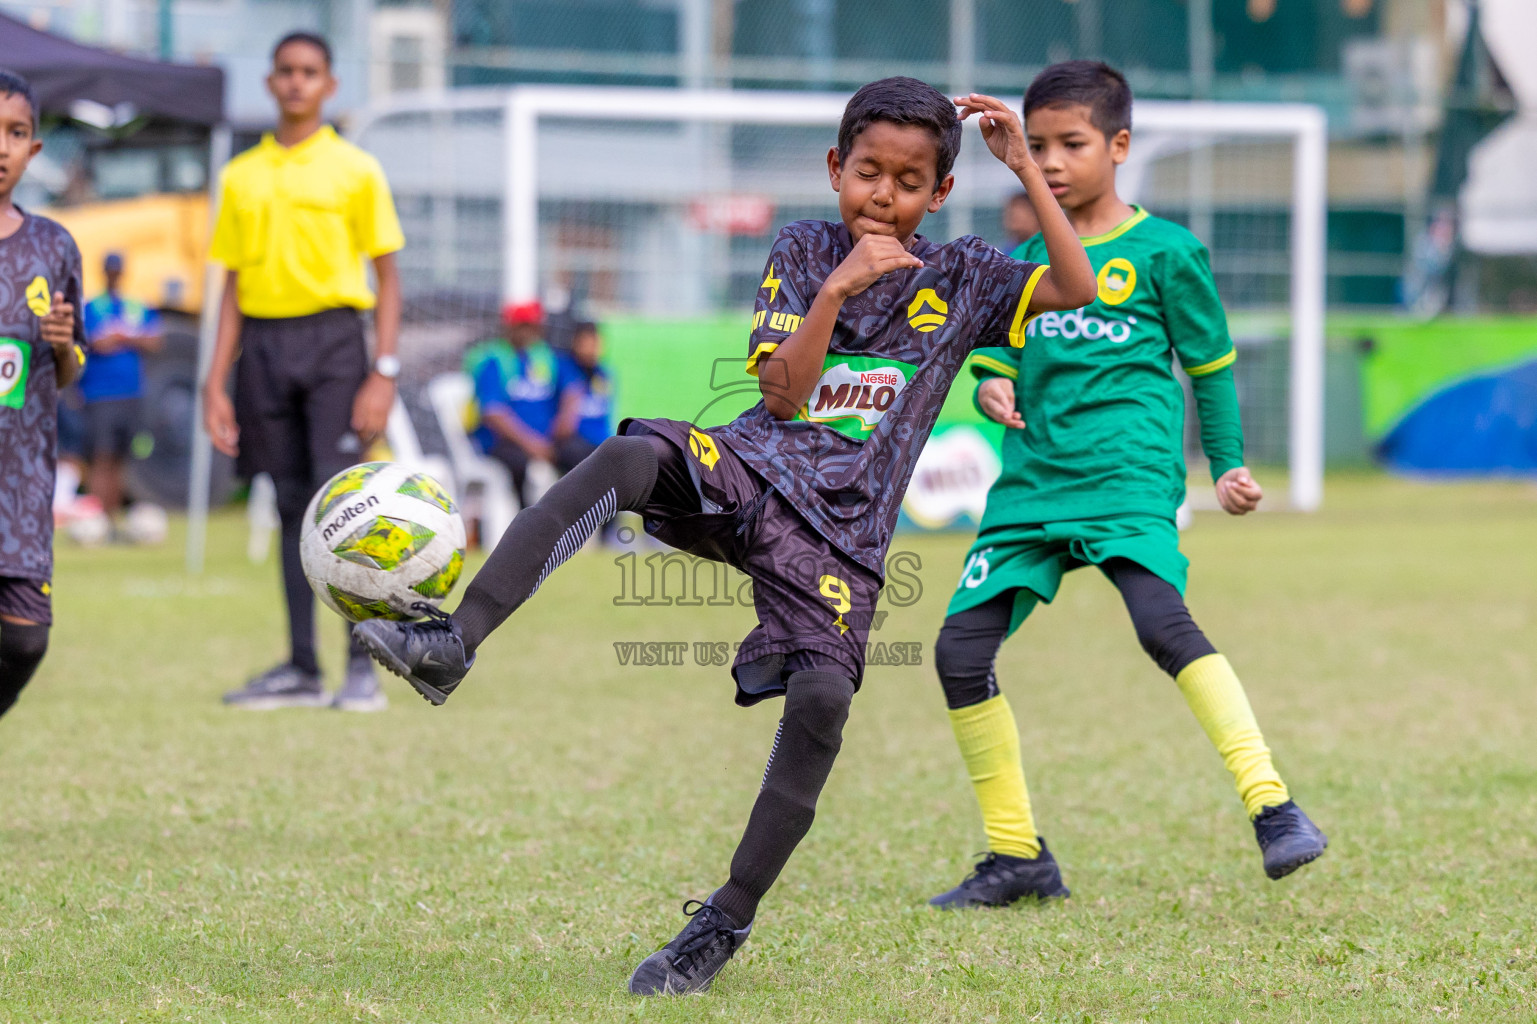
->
[385, 394, 456, 491]
[427, 372, 518, 546]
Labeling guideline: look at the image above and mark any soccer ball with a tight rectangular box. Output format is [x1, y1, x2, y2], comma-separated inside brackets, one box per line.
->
[300, 462, 467, 622]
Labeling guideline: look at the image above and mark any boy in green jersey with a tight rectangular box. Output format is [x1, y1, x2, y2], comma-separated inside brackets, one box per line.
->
[929, 62, 1327, 909]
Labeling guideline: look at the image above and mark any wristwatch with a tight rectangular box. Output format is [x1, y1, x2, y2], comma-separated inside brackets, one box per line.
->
[373, 354, 401, 380]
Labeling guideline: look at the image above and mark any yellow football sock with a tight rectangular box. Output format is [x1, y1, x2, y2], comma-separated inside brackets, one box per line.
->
[1174, 653, 1289, 817]
[949, 695, 1041, 859]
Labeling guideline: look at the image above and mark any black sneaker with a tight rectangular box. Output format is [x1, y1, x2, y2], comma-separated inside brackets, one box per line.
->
[628, 899, 752, 996]
[352, 603, 473, 706]
[929, 839, 1070, 909]
[1254, 800, 1328, 879]
[331, 655, 388, 712]
[222, 663, 327, 709]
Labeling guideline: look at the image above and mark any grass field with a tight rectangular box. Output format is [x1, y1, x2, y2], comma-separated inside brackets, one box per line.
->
[3, 475, 1536, 1022]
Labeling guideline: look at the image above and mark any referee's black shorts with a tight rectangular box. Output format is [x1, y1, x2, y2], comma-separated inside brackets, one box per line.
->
[233, 308, 368, 487]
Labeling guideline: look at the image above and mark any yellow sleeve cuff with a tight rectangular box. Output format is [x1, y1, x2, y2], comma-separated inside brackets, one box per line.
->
[1184, 349, 1237, 377]
[1006, 263, 1050, 349]
[970, 353, 1019, 381]
[745, 342, 779, 377]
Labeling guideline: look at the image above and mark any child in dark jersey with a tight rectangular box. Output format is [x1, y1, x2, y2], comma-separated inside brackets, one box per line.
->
[355, 77, 1095, 995]
[0, 71, 86, 720]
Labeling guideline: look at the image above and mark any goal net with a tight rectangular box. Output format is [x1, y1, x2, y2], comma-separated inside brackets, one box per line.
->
[352, 86, 1324, 513]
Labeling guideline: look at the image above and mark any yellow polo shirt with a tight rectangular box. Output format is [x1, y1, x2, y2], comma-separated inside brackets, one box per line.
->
[209, 126, 404, 319]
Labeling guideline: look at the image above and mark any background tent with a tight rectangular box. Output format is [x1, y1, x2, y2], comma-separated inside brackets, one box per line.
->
[1378, 359, 1537, 474]
[0, 11, 224, 125]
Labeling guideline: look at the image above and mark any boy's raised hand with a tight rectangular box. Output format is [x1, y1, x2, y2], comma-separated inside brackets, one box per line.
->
[977, 377, 1024, 429]
[827, 234, 924, 300]
[1216, 467, 1263, 515]
[955, 94, 1035, 175]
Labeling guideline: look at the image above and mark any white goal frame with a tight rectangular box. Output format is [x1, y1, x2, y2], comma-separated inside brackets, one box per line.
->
[483, 86, 1326, 512]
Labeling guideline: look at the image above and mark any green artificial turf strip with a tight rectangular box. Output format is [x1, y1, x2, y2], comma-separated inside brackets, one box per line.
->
[2, 475, 1534, 1022]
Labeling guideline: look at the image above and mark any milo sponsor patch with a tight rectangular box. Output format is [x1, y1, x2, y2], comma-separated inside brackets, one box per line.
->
[796, 354, 917, 440]
[0, 338, 30, 410]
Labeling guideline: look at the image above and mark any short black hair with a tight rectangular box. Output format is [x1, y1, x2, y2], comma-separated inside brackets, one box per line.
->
[1023, 60, 1132, 140]
[571, 320, 599, 336]
[273, 31, 333, 69]
[0, 68, 38, 131]
[838, 76, 962, 188]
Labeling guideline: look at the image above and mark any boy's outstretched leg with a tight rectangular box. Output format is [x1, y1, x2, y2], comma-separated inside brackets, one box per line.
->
[629, 669, 854, 996]
[929, 592, 1069, 909]
[355, 433, 663, 702]
[1105, 559, 1327, 879]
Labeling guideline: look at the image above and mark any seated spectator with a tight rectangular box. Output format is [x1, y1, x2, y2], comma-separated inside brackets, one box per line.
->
[79, 252, 161, 532]
[551, 320, 613, 472]
[467, 299, 559, 507]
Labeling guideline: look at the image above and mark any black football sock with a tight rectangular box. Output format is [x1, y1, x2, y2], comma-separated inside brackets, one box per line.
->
[0, 622, 49, 720]
[453, 434, 661, 653]
[711, 670, 855, 927]
[275, 478, 320, 676]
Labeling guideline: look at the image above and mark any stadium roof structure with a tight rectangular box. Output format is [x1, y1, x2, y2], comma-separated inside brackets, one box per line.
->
[0, 11, 224, 126]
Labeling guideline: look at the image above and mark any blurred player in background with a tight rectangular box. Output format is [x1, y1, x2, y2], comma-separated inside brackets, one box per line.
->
[1001, 189, 1040, 251]
[467, 299, 560, 508]
[928, 61, 1327, 911]
[79, 252, 162, 534]
[550, 319, 613, 471]
[354, 77, 1095, 995]
[0, 70, 86, 720]
[201, 32, 404, 712]
[53, 381, 86, 515]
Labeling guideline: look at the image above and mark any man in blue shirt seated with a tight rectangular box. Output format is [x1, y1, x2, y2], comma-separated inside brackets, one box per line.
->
[79, 252, 162, 526]
[467, 299, 559, 508]
[551, 320, 613, 472]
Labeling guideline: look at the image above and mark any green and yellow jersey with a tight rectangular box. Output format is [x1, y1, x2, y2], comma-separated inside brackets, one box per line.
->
[971, 206, 1243, 528]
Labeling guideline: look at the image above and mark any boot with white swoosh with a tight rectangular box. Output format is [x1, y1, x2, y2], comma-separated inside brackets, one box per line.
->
[353, 603, 474, 706]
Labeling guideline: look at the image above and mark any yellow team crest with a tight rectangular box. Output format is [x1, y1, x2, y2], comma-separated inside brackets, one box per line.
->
[25, 276, 51, 317]
[906, 288, 948, 332]
[688, 428, 721, 470]
[760, 267, 782, 304]
[1096, 258, 1136, 306]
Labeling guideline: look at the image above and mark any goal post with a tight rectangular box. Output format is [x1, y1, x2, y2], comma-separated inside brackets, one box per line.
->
[351, 85, 1326, 512]
[1121, 100, 1328, 513]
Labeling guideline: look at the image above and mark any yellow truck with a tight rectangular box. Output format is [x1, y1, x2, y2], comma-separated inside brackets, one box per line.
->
[46, 190, 211, 315]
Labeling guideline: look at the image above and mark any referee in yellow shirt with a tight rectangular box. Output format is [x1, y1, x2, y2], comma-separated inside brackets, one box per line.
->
[202, 31, 404, 711]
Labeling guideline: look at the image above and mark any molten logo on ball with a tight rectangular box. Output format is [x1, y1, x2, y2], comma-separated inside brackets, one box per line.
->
[300, 462, 467, 622]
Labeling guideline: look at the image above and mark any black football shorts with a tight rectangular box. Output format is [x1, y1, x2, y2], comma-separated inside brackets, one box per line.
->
[622, 416, 882, 706]
[0, 576, 51, 626]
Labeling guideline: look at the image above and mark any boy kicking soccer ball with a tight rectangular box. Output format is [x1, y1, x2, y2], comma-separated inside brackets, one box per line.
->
[0, 71, 85, 720]
[929, 61, 1326, 911]
[356, 77, 1095, 994]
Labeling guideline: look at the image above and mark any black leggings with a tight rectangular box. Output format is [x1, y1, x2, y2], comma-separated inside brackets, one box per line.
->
[935, 558, 1217, 710]
[0, 621, 49, 720]
[451, 431, 851, 927]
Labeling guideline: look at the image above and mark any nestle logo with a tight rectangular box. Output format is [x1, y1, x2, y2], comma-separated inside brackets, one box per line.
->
[321, 494, 380, 542]
[860, 370, 902, 387]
